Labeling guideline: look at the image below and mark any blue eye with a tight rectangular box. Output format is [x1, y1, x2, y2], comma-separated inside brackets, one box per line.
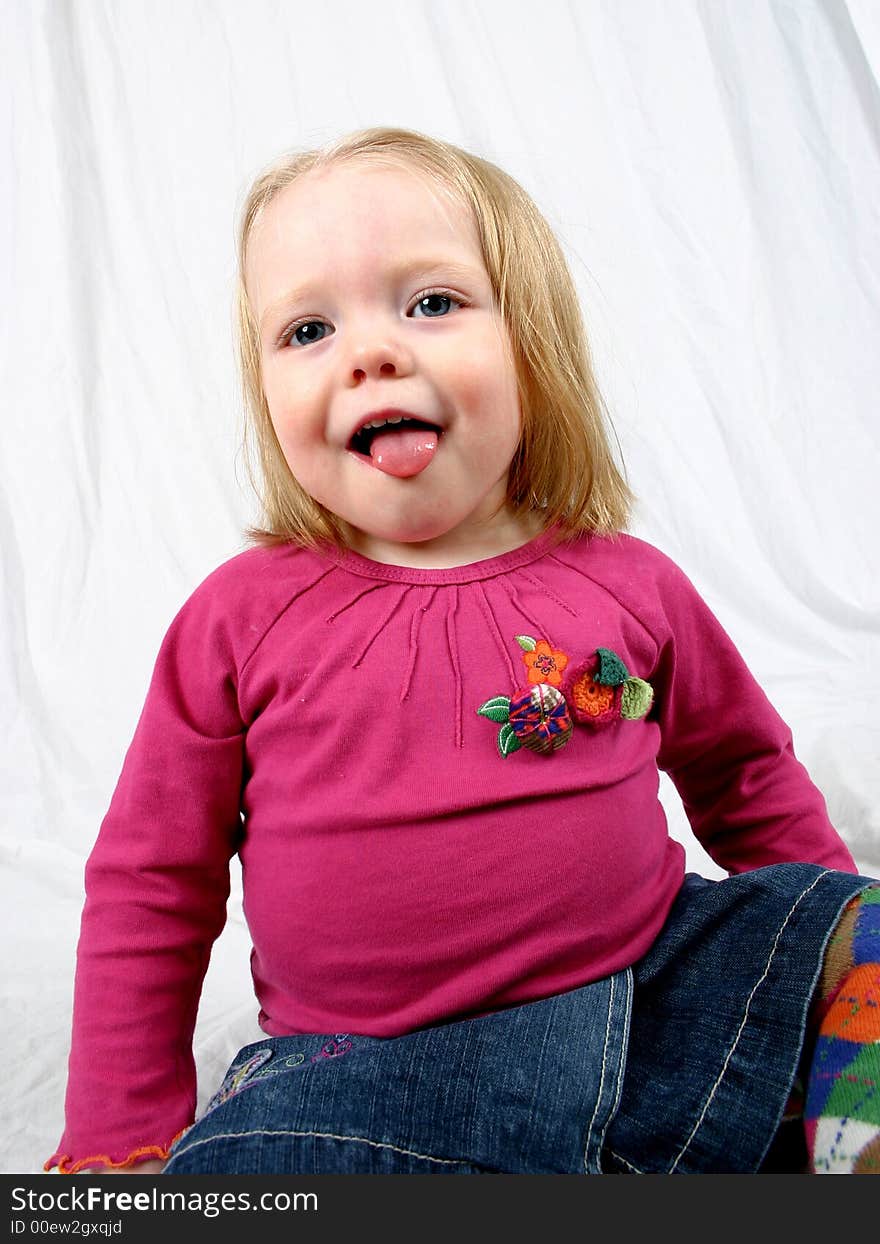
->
[280, 290, 463, 348]
[411, 292, 461, 318]
[287, 321, 331, 348]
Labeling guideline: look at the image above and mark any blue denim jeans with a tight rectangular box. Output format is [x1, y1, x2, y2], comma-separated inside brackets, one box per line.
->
[163, 863, 875, 1175]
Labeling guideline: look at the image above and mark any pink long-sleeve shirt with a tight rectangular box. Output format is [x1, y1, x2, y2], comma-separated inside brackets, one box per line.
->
[48, 526, 856, 1171]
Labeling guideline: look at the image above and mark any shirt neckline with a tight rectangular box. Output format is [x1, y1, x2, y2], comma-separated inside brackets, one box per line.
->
[322, 523, 569, 585]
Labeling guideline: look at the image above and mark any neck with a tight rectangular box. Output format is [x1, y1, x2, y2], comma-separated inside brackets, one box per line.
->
[342, 509, 548, 570]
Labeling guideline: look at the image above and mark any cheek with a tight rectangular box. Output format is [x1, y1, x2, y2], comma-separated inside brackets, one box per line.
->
[265, 412, 322, 490]
[452, 343, 521, 432]
[262, 363, 321, 431]
[264, 391, 319, 459]
[266, 409, 299, 459]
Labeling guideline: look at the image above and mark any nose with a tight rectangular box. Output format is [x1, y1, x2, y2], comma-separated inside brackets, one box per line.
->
[346, 334, 414, 386]
[353, 359, 395, 383]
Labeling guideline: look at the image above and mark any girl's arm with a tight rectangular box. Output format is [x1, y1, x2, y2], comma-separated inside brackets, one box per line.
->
[648, 550, 857, 874]
[46, 577, 246, 1174]
[79, 1160, 166, 1175]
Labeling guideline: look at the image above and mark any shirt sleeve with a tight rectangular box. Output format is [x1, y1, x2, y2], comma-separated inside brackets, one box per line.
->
[649, 553, 857, 875]
[46, 582, 246, 1172]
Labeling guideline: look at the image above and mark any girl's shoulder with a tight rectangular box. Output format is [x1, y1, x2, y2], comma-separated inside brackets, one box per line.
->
[548, 529, 715, 647]
[551, 528, 694, 597]
[162, 540, 329, 663]
[192, 539, 318, 597]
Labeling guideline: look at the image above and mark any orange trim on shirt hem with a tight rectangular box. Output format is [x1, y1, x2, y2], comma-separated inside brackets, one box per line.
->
[43, 1128, 189, 1174]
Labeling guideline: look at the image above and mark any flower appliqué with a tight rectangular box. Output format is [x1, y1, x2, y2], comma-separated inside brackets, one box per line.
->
[477, 635, 654, 758]
[520, 636, 568, 686]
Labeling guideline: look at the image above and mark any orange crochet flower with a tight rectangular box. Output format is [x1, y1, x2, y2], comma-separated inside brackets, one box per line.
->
[571, 675, 615, 718]
[565, 653, 622, 727]
[523, 640, 568, 687]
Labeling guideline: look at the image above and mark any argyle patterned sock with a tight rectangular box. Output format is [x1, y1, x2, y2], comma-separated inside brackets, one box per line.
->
[804, 885, 880, 1173]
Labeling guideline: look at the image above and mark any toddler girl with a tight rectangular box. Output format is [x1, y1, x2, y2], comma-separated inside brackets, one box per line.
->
[48, 127, 879, 1176]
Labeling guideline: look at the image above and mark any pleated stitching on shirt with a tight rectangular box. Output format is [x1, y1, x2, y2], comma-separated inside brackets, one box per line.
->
[474, 583, 517, 686]
[325, 580, 387, 622]
[545, 551, 661, 666]
[445, 587, 463, 747]
[239, 565, 336, 681]
[352, 586, 414, 668]
[399, 586, 438, 703]
[502, 582, 565, 654]
[516, 567, 580, 618]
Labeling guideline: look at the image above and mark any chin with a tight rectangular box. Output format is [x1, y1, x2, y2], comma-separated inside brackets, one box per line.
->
[357, 511, 462, 546]
[381, 523, 451, 546]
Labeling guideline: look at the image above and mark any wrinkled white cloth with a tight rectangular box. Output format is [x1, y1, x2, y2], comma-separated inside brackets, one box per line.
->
[2, 0, 878, 1175]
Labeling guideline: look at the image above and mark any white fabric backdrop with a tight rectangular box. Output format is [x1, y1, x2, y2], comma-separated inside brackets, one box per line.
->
[2, 0, 878, 1174]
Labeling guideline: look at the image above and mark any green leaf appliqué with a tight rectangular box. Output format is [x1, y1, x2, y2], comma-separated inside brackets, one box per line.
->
[477, 696, 511, 724]
[620, 676, 654, 720]
[595, 647, 630, 686]
[498, 723, 522, 757]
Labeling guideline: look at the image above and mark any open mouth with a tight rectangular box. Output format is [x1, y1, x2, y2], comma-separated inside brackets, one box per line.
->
[348, 415, 443, 479]
[349, 416, 442, 457]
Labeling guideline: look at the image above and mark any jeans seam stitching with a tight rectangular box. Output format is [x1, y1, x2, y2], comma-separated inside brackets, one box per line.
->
[667, 867, 831, 1174]
[606, 1147, 643, 1174]
[598, 969, 633, 1155]
[169, 1127, 488, 1170]
[582, 974, 616, 1172]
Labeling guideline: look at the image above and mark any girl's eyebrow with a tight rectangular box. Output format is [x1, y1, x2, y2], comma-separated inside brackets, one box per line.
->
[259, 257, 486, 331]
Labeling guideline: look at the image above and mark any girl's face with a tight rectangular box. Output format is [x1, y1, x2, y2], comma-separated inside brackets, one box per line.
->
[246, 160, 526, 560]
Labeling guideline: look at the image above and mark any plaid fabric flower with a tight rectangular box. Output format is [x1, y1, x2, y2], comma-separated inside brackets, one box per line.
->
[508, 683, 573, 754]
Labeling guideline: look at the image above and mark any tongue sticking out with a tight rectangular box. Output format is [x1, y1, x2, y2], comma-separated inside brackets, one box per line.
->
[369, 425, 439, 478]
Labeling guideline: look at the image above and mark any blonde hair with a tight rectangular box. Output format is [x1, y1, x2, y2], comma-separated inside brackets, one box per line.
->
[235, 126, 635, 549]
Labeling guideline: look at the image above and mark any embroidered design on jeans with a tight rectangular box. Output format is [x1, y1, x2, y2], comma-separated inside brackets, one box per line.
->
[204, 1047, 274, 1114]
[203, 1035, 356, 1117]
[310, 1035, 353, 1062]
